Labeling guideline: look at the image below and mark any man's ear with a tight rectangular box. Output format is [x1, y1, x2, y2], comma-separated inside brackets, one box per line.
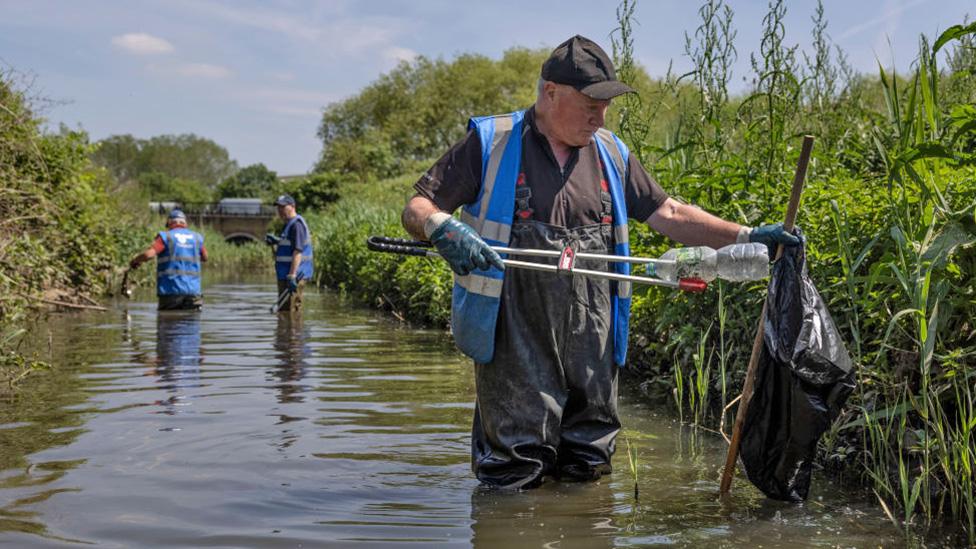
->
[543, 81, 558, 102]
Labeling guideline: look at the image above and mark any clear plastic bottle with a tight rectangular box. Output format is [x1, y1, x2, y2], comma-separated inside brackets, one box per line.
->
[647, 243, 768, 282]
[647, 246, 717, 281]
[716, 242, 769, 281]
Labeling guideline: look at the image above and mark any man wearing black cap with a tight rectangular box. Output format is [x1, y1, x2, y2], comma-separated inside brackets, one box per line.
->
[270, 194, 313, 312]
[129, 208, 208, 310]
[402, 35, 798, 489]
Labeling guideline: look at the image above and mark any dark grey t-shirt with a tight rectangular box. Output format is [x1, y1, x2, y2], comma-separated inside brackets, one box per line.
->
[287, 217, 309, 251]
[414, 107, 669, 227]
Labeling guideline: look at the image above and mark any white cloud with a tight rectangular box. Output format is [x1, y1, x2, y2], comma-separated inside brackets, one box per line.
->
[383, 46, 418, 64]
[111, 32, 174, 55]
[329, 23, 397, 55]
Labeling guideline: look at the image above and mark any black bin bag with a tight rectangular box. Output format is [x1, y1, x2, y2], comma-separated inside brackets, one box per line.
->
[739, 230, 856, 501]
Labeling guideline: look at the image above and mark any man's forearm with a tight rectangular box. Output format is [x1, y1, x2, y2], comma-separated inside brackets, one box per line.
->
[130, 248, 156, 268]
[646, 197, 742, 248]
[402, 195, 444, 240]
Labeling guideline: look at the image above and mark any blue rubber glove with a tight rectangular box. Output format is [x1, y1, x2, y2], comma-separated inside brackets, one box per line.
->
[429, 217, 505, 276]
[287, 275, 299, 292]
[749, 222, 801, 255]
[265, 233, 280, 246]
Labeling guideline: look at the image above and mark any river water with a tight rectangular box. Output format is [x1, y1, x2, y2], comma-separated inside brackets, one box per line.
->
[0, 278, 906, 547]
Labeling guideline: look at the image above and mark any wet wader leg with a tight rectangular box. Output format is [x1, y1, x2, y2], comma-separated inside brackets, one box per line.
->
[471, 224, 570, 489]
[471, 332, 563, 488]
[158, 295, 203, 311]
[554, 223, 619, 480]
[557, 268, 619, 480]
[276, 280, 304, 312]
[471, 222, 620, 488]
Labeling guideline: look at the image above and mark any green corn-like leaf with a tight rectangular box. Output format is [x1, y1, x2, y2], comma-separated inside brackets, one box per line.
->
[933, 21, 976, 54]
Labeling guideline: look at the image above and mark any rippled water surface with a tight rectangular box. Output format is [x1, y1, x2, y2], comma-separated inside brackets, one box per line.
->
[0, 279, 905, 547]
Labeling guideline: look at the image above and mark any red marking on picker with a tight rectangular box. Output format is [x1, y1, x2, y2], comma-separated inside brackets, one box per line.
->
[558, 246, 576, 272]
[678, 278, 707, 292]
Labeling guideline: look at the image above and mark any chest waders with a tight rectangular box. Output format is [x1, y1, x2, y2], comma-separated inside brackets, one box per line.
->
[462, 112, 632, 489]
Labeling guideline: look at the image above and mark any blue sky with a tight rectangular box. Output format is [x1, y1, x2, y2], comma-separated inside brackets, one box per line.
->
[1, 0, 972, 175]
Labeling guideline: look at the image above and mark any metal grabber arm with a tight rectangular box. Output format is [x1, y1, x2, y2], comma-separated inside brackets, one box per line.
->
[365, 236, 708, 292]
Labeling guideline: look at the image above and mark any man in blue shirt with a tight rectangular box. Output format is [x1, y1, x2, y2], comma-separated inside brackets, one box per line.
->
[270, 195, 313, 312]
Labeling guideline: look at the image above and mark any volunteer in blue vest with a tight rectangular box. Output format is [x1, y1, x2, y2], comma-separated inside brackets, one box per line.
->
[129, 208, 208, 310]
[268, 194, 313, 312]
[401, 35, 799, 490]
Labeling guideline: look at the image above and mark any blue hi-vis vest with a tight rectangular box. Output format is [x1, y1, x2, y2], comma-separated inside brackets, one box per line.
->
[156, 228, 203, 296]
[452, 110, 633, 366]
[276, 215, 314, 281]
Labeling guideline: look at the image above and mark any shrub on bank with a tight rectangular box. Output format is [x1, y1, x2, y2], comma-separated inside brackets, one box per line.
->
[0, 72, 125, 316]
[305, 199, 452, 325]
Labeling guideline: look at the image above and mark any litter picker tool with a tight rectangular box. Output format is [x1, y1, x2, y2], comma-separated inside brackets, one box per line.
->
[270, 273, 304, 313]
[366, 236, 709, 292]
[719, 135, 815, 496]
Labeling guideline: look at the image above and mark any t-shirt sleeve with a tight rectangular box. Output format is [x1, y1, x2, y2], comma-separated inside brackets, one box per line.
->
[624, 155, 670, 223]
[290, 220, 309, 252]
[151, 235, 166, 254]
[413, 129, 483, 213]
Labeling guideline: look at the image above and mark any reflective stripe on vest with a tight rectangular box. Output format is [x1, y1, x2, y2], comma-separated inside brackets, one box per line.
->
[156, 228, 203, 296]
[276, 214, 314, 280]
[451, 111, 633, 366]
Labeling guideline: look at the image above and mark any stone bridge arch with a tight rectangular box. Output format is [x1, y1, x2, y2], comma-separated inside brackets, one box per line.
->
[223, 232, 261, 244]
[153, 200, 276, 243]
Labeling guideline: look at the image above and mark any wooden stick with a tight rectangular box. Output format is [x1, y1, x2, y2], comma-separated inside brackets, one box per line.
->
[39, 298, 108, 312]
[719, 135, 814, 496]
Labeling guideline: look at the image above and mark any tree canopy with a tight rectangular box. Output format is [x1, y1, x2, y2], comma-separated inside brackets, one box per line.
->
[216, 163, 278, 199]
[90, 133, 238, 203]
[315, 47, 549, 181]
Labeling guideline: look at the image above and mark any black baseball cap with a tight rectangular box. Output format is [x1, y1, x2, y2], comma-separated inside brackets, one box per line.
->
[274, 194, 296, 206]
[541, 35, 635, 100]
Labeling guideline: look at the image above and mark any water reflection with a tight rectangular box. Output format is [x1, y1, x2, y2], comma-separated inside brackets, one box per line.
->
[271, 312, 310, 405]
[470, 483, 617, 549]
[0, 282, 918, 547]
[152, 311, 202, 415]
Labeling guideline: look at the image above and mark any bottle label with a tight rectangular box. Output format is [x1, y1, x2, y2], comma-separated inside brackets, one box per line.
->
[673, 247, 703, 278]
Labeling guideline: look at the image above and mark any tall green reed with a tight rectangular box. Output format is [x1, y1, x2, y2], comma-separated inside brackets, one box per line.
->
[857, 21, 976, 542]
[611, 0, 976, 542]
